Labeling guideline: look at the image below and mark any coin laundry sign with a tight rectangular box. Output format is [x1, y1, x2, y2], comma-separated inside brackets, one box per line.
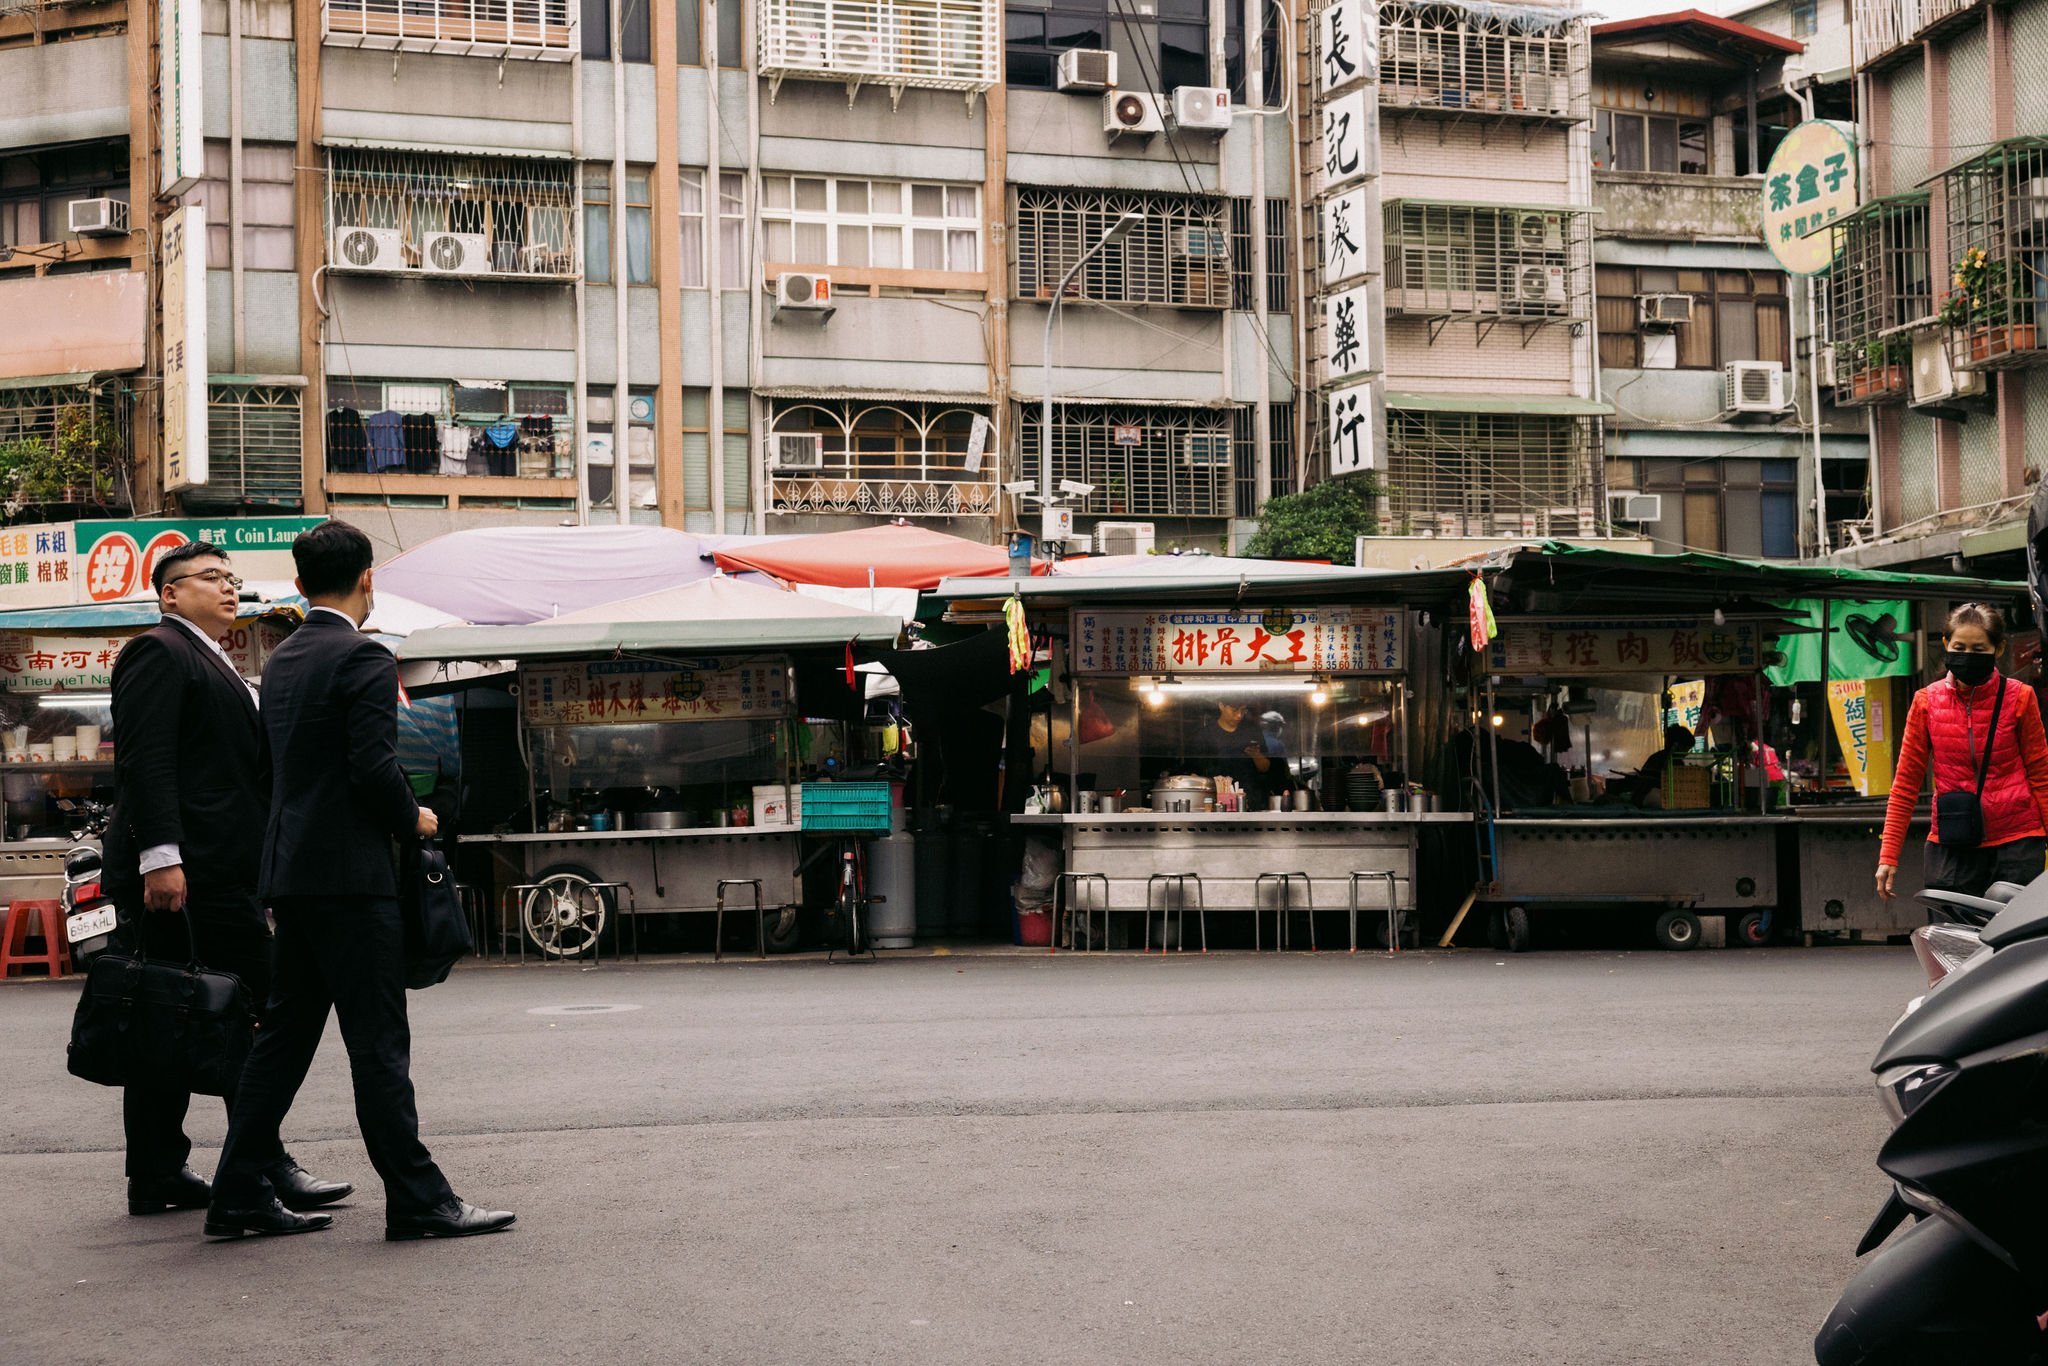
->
[1760, 120, 1858, 276]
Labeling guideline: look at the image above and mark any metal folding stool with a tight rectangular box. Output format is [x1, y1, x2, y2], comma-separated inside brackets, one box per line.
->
[715, 878, 765, 961]
[1145, 873, 1206, 954]
[1254, 872, 1315, 952]
[502, 880, 636, 965]
[1348, 871, 1406, 955]
[1056, 872, 1110, 952]
[454, 883, 490, 959]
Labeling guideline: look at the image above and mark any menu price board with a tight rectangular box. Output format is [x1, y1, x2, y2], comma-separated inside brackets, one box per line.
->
[521, 657, 790, 726]
[1075, 607, 1404, 675]
[1487, 618, 1761, 676]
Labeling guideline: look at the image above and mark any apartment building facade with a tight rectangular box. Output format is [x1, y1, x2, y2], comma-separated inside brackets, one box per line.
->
[1827, 0, 2048, 574]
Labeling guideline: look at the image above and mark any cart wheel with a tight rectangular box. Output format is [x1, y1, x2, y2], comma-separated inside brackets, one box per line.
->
[763, 904, 802, 955]
[1485, 906, 1509, 951]
[1504, 905, 1532, 954]
[1372, 911, 1408, 949]
[521, 864, 614, 960]
[1652, 909, 1702, 952]
[1735, 909, 1770, 947]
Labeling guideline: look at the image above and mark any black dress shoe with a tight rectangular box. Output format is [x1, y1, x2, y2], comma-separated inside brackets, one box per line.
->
[385, 1198, 516, 1241]
[262, 1157, 354, 1211]
[128, 1165, 211, 1215]
[203, 1197, 334, 1241]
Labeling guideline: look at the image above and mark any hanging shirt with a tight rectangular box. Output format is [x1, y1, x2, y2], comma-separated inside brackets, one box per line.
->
[439, 424, 472, 476]
[325, 407, 367, 473]
[365, 410, 406, 473]
[401, 412, 439, 474]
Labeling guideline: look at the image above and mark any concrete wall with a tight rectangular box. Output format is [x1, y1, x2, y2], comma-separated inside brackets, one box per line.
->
[1009, 301, 1230, 401]
[206, 269, 301, 373]
[1008, 89, 1226, 194]
[202, 36, 296, 142]
[761, 294, 990, 394]
[1381, 122, 1572, 202]
[324, 276, 576, 381]
[323, 48, 574, 154]
[0, 37, 128, 150]
[1594, 172, 1761, 242]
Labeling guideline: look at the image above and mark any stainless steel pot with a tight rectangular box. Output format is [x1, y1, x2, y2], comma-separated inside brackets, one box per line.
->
[635, 809, 690, 830]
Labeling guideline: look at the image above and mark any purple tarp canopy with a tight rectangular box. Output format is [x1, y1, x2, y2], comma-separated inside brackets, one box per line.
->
[375, 526, 745, 625]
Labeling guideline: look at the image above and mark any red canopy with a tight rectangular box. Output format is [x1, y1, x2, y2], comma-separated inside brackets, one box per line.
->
[709, 523, 1042, 590]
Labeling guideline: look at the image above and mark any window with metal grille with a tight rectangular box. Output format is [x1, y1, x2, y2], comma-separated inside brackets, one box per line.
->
[0, 384, 130, 513]
[1015, 188, 1232, 309]
[1595, 265, 1790, 370]
[324, 0, 576, 58]
[1227, 198, 1292, 313]
[1231, 403, 1295, 518]
[1382, 411, 1592, 538]
[1384, 201, 1583, 325]
[326, 147, 578, 280]
[759, 0, 1000, 94]
[1378, 0, 1582, 121]
[1020, 405, 1236, 518]
[195, 384, 303, 509]
[1936, 136, 2048, 371]
[1823, 195, 1930, 404]
[760, 176, 979, 274]
[766, 399, 995, 518]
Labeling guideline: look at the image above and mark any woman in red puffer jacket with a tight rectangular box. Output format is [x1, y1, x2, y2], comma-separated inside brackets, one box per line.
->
[1877, 603, 2048, 902]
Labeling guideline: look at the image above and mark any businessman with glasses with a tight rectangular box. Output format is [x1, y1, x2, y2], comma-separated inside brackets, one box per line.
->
[102, 540, 348, 1221]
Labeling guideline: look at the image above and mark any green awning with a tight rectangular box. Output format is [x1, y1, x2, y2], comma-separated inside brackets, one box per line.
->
[1385, 391, 1616, 417]
[1489, 541, 2026, 599]
[0, 372, 96, 392]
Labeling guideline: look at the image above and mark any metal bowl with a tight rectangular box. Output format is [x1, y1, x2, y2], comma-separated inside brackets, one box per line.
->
[634, 809, 691, 830]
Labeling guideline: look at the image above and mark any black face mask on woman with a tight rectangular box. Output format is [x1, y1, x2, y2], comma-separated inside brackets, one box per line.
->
[1948, 651, 1998, 687]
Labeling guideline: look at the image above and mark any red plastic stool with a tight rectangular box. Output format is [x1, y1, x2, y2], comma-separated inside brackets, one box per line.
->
[0, 899, 70, 978]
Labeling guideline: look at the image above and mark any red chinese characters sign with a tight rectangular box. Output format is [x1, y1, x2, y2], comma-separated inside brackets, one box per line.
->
[520, 657, 791, 726]
[1074, 608, 1404, 675]
[1487, 618, 1761, 676]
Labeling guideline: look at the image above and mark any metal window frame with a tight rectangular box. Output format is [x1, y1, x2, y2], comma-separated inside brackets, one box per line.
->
[1020, 404, 1238, 519]
[1232, 402, 1294, 517]
[1014, 186, 1234, 311]
[767, 398, 997, 518]
[1383, 199, 1589, 341]
[1853, 0, 1987, 73]
[758, 174, 981, 272]
[325, 146, 580, 282]
[194, 383, 304, 509]
[1383, 410, 1593, 537]
[0, 382, 131, 514]
[1825, 194, 1930, 403]
[1377, 0, 1586, 125]
[323, 0, 577, 60]
[758, 0, 1000, 104]
[1937, 137, 2048, 372]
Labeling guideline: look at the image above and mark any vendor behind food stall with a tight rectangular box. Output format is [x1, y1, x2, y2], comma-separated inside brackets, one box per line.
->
[1195, 700, 1295, 808]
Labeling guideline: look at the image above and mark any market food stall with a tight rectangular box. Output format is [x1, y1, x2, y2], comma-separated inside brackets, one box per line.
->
[397, 576, 904, 959]
[937, 563, 1474, 951]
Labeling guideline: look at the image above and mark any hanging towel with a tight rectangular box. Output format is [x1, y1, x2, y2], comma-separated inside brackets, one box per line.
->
[439, 424, 472, 476]
[480, 422, 519, 478]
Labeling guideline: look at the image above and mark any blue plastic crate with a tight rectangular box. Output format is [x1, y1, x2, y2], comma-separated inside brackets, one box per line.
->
[800, 781, 892, 833]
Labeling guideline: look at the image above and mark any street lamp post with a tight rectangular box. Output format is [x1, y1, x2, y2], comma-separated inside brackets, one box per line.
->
[1039, 210, 1146, 511]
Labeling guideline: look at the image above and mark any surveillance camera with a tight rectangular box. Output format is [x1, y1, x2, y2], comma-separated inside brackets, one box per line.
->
[1058, 479, 1095, 498]
[1002, 480, 1037, 495]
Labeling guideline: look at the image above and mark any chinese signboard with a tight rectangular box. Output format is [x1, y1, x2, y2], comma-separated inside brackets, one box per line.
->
[0, 523, 78, 607]
[1075, 607, 1405, 674]
[1761, 119, 1857, 277]
[520, 657, 792, 726]
[1321, 187, 1371, 289]
[159, 0, 202, 196]
[1324, 284, 1371, 381]
[162, 205, 208, 491]
[1321, 89, 1372, 194]
[0, 618, 283, 691]
[72, 517, 322, 604]
[1318, 0, 1376, 98]
[1487, 618, 1762, 676]
[1828, 676, 1897, 797]
[1328, 387, 1376, 473]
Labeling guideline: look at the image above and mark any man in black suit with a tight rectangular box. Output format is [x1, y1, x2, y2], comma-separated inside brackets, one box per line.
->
[205, 520, 513, 1241]
[105, 540, 350, 1217]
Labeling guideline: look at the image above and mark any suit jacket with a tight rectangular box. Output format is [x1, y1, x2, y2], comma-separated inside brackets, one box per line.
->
[103, 620, 268, 901]
[260, 610, 420, 901]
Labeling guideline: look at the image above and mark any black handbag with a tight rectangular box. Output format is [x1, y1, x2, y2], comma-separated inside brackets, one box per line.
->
[401, 838, 472, 990]
[66, 912, 252, 1096]
[1935, 677, 2007, 849]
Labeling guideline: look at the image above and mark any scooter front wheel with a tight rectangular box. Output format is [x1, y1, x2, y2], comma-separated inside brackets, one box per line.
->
[1814, 1215, 2043, 1365]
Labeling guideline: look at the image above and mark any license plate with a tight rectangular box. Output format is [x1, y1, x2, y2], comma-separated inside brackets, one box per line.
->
[67, 904, 117, 944]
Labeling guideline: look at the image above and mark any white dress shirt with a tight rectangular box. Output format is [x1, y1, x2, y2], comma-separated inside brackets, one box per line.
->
[137, 612, 262, 876]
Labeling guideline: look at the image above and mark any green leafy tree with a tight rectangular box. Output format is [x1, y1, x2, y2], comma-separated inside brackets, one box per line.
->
[1243, 474, 1382, 565]
[0, 404, 117, 523]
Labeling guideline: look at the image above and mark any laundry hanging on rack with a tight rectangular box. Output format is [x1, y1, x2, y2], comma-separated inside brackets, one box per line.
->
[400, 412, 439, 474]
[438, 423, 471, 477]
[470, 422, 519, 477]
[365, 409, 406, 473]
[326, 407, 367, 473]
[517, 414, 556, 479]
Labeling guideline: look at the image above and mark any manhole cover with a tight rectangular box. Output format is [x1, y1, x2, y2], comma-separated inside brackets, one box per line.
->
[526, 1003, 644, 1017]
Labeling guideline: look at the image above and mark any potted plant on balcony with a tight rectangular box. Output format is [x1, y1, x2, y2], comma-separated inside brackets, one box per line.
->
[1942, 247, 2038, 363]
[1105, 474, 1127, 515]
[0, 404, 118, 522]
[1849, 336, 1909, 399]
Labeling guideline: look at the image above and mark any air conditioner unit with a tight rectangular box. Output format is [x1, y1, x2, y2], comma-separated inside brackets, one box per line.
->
[67, 197, 128, 237]
[1516, 211, 1565, 252]
[1817, 342, 1840, 388]
[834, 28, 885, 73]
[1387, 30, 1441, 68]
[421, 232, 490, 277]
[331, 226, 409, 273]
[773, 270, 834, 317]
[1510, 263, 1566, 312]
[1173, 225, 1227, 258]
[1723, 360, 1789, 413]
[1056, 48, 1116, 91]
[1171, 85, 1233, 134]
[1521, 72, 1568, 113]
[777, 26, 826, 67]
[1637, 293, 1694, 328]
[1607, 490, 1663, 523]
[765, 433, 824, 469]
[1104, 89, 1164, 138]
[1911, 329, 1987, 404]
[1095, 521, 1156, 555]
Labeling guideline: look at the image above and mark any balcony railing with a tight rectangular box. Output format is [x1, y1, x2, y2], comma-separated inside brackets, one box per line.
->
[324, 0, 574, 58]
[1825, 194, 1930, 405]
[769, 475, 998, 518]
[1022, 406, 1238, 520]
[1938, 138, 2048, 373]
[1384, 200, 1588, 333]
[325, 148, 578, 282]
[759, 0, 999, 101]
[1852, 0, 1982, 69]
[1381, 410, 1594, 539]
[1378, 0, 1585, 123]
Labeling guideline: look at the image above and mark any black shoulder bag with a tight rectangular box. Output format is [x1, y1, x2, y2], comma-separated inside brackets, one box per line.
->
[401, 838, 473, 990]
[1935, 676, 2007, 849]
[67, 912, 252, 1096]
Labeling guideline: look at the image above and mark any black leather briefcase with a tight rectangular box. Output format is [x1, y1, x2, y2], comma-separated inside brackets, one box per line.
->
[66, 914, 252, 1096]
[402, 839, 473, 990]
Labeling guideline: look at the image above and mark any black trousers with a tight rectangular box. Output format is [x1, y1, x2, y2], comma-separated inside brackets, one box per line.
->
[120, 894, 277, 1180]
[213, 896, 454, 1214]
[1924, 834, 2048, 900]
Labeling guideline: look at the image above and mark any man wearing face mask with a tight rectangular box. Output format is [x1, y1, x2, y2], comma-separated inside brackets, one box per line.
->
[1876, 602, 2048, 904]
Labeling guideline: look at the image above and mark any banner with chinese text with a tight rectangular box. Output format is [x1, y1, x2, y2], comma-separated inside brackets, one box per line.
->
[1488, 618, 1761, 676]
[1828, 677, 1896, 797]
[520, 657, 791, 726]
[1074, 608, 1404, 674]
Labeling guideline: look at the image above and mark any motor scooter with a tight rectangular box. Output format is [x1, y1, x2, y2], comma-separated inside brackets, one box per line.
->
[55, 799, 115, 968]
[1813, 877, 2048, 1364]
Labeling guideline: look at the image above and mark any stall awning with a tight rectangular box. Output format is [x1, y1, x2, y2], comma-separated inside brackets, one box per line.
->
[1468, 541, 2026, 600]
[712, 523, 1044, 589]
[1385, 391, 1615, 417]
[397, 575, 904, 664]
[0, 596, 294, 632]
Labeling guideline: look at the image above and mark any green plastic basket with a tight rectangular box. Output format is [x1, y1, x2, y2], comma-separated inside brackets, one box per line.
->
[800, 781, 892, 834]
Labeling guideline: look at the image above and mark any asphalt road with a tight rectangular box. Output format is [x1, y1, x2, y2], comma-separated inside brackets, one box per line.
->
[0, 946, 1920, 1366]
